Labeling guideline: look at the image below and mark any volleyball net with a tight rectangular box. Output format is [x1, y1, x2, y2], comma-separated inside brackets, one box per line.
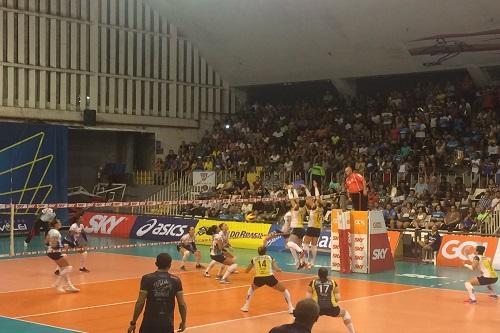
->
[0, 194, 337, 258]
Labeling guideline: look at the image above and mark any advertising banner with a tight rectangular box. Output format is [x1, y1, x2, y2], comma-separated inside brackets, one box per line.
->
[351, 211, 368, 273]
[387, 230, 401, 257]
[0, 214, 34, 235]
[265, 224, 285, 251]
[267, 223, 332, 254]
[195, 219, 271, 249]
[437, 234, 498, 267]
[82, 212, 137, 238]
[369, 232, 395, 273]
[330, 209, 341, 271]
[131, 216, 198, 242]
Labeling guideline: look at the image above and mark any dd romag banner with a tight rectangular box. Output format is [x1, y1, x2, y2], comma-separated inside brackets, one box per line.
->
[0, 122, 68, 232]
[195, 219, 272, 249]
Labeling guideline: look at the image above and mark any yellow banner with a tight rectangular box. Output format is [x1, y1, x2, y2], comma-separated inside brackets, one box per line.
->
[195, 219, 272, 249]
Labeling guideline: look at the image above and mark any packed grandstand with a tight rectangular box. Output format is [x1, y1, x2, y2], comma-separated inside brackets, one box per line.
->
[149, 77, 499, 232]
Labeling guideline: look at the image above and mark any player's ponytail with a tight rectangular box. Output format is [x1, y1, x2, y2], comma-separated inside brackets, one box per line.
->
[206, 225, 218, 236]
[318, 267, 328, 281]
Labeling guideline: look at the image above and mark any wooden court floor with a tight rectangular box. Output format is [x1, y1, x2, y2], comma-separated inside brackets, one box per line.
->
[1, 251, 499, 333]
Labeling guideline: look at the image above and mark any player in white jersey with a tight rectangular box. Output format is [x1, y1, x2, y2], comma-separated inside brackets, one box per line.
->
[177, 226, 204, 271]
[60, 215, 90, 274]
[204, 223, 238, 277]
[204, 225, 238, 284]
[303, 180, 323, 267]
[463, 245, 498, 304]
[46, 219, 79, 293]
[287, 185, 307, 269]
[264, 208, 292, 246]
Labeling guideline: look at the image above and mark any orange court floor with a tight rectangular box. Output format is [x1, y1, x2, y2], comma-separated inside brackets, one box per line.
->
[0, 249, 499, 333]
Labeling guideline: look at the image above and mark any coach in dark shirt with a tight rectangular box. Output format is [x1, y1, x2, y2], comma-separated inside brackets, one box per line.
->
[128, 253, 187, 333]
[269, 299, 320, 333]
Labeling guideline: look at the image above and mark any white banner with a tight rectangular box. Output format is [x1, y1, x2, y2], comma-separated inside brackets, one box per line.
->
[192, 171, 216, 189]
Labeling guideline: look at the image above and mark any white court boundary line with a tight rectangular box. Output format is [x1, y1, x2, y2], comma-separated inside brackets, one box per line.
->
[0, 315, 85, 332]
[14, 276, 313, 319]
[0, 249, 256, 294]
[183, 286, 427, 330]
[0, 266, 213, 294]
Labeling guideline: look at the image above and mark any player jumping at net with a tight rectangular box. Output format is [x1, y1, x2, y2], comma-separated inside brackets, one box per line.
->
[46, 219, 79, 293]
[177, 226, 204, 271]
[287, 185, 307, 270]
[463, 245, 498, 304]
[303, 180, 323, 268]
[307, 267, 356, 333]
[240, 246, 294, 314]
[204, 225, 238, 284]
[24, 208, 56, 247]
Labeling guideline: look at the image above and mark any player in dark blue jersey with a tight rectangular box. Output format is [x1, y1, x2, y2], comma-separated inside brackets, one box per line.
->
[306, 267, 356, 333]
[128, 253, 187, 333]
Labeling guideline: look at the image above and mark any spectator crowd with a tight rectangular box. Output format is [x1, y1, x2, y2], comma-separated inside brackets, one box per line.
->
[155, 76, 499, 232]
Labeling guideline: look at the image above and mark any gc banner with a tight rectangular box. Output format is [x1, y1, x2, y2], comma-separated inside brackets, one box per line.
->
[195, 219, 272, 249]
[437, 234, 498, 267]
[131, 215, 198, 242]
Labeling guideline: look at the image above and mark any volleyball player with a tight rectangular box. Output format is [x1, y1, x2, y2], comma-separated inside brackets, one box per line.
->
[263, 205, 292, 246]
[463, 245, 498, 304]
[46, 219, 79, 293]
[204, 225, 238, 283]
[24, 208, 56, 247]
[303, 180, 323, 267]
[307, 267, 356, 333]
[128, 253, 186, 333]
[177, 226, 204, 271]
[240, 246, 294, 314]
[287, 185, 307, 269]
[219, 223, 235, 259]
[58, 215, 90, 274]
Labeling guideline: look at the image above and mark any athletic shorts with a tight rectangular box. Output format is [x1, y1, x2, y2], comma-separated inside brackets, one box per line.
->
[291, 228, 306, 239]
[477, 276, 498, 286]
[306, 227, 321, 238]
[47, 252, 63, 261]
[319, 306, 341, 317]
[177, 244, 196, 254]
[210, 254, 226, 264]
[62, 238, 78, 248]
[139, 322, 174, 333]
[253, 275, 279, 288]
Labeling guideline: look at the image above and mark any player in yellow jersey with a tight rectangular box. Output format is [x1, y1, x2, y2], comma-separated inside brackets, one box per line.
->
[303, 180, 323, 267]
[240, 246, 294, 314]
[307, 267, 356, 333]
[463, 245, 498, 304]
